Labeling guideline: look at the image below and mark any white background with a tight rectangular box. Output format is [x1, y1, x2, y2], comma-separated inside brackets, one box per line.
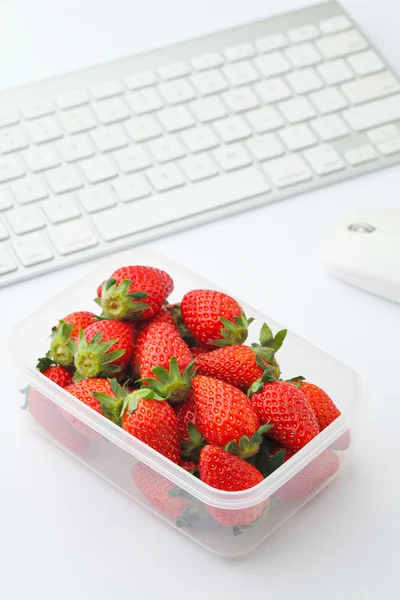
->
[1, 0, 400, 597]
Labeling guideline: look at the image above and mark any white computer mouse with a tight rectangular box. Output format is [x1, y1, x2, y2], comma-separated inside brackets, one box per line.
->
[323, 209, 400, 304]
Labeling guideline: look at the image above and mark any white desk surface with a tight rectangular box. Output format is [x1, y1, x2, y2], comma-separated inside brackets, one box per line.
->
[1, 0, 400, 597]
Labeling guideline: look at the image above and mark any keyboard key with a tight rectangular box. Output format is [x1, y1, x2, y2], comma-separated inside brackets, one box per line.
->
[146, 164, 185, 192]
[245, 106, 284, 133]
[7, 206, 45, 234]
[316, 30, 367, 59]
[246, 133, 284, 160]
[56, 90, 89, 109]
[111, 174, 151, 202]
[342, 94, 400, 131]
[0, 156, 25, 182]
[319, 15, 352, 34]
[224, 43, 255, 62]
[93, 167, 270, 241]
[128, 89, 162, 114]
[317, 59, 354, 85]
[12, 233, 53, 267]
[254, 78, 292, 103]
[90, 125, 128, 152]
[255, 33, 288, 52]
[23, 145, 60, 172]
[347, 50, 384, 76]
[57, 134, 94, 162]
[180, 125, 219, 153]
[0, 245, 17, 275]
[113, 146, 151, 172]
[60, 107, 97, 134]
[367, 124, 400, 144]
[213, 116, 251, 143]
[157, 106, 194, 132]
[288, 25, 319, 43]
[279, 124, 317, 151]
[158, 61, 190, 80]
[78, 186, 116, 212]
[303, 144, 345, 175]
[124, 71, 157, 90]
[213, 144, 251, 171]
[93, 98, 131, 124]
[125, 116, 162, 142]
[222, 87, 259, 113]
[42, 194, 81, 224]
[90, 81, 123, 100]
[45, 166, 83, 193]
[0, 189, 12, 211]
[22, 101, 54, 120]
[310, 87, 347, 114]
[10, 176, 48, 205]
[191, 52, 224, 71]
[158, 79, 196, 105]
[191, 70, 228, 96]
[345, 145, 378, 165]
[377, 138, 400, 156]
[25, 117, 62, 144]
[278, 96, 316, 123]
[0, 112, 19, 129]
[341, 71, 400, 105]
[311, 114, 349, 141]
[48, 220, 98, 255]
[180, 154, 218, 181]
[286, 68, 323, 94]
[148, 136, 186, 163]
[254, 52, 291, 77]
[222, 61, 259, 86]
[285, 43, 322, 67]
[0, 217, 8, 240]
[0, 127, 29, 154]
[263, 155, 312, 188]
[80, 155, 118, 184]
[190, 97, 227, 123]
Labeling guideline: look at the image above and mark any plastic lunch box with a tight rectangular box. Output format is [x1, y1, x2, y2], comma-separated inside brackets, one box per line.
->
[10, 249, 363, 557]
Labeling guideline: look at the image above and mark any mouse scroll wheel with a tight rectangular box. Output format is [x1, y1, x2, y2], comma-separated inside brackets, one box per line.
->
[348, 222, 376, 233]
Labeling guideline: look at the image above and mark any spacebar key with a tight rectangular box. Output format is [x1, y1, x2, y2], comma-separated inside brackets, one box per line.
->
[93, 167, 271, 242]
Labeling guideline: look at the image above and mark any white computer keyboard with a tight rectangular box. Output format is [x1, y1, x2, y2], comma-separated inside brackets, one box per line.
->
[1, 0, 400, 286]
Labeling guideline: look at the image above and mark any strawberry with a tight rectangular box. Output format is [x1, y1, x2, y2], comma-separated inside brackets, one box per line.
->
[96, 265, 173, 321]
[65, 378, 122, 424]
[192, 375, 269, 458]
[73, 320, 134, 380]
[251, 380, 319, 450]
[132, 461, 192, 520]
[191, 343, 212, 359]
[296, 381, 341, 431]
[200, 445, 268, 527]
[279, 450, 340, 502]
[36, 357, 73, 388]
[176, 391, 197, 444]
[49, 311, 97, 366]
[134, 321, 194, 404]
[179, 459, 199, 473]
[180, 289, 253, 347]
[166, 303, 197, 347]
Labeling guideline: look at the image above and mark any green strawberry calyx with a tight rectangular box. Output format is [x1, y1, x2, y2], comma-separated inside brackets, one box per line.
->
[225, 423, 273, 460]
[95, 278, 151, 320]
[50, 320, 76, 367]
[139, 357, 196, 405]
[209, 313, 255, 348]
[73, 329, 126, 381]
[247, 361, 305, 396]
[120, 386, 166, 415]
[36, 353, 57, 372]
[92, 378, 127, 425]
[181, 422, 206, 461]
[250, 323, 288, 379]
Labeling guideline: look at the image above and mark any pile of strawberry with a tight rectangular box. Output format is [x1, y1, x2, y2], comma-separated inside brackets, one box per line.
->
[34, 264, 347, 529]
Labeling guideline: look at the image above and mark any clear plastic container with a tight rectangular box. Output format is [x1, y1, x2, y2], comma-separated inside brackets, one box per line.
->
[10, 249, 363, 556]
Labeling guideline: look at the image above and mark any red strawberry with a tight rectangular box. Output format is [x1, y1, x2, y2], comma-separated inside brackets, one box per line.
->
[49, 311, 97, 366]
[176, 391, 197, 444]
[200, 445, 268, 527]
[251, 380, 319, 450]
[279, 450, 340, 502]
[181, 289, 253, 347]
[192, 375, 268, 458]
[119, 388, 180, 463]
[27, 388, 88, 455]
[96, 265, 173, 321]
[296, 381, 341, 431]
[132, 461, 192, 520]
[36, 357, 74, 388]
[191, 343, 212, 359]
[73, 320, 134, 379]
[139, 306, 176, 329]
[179, 459, 199, 472]
[64, 377, 122, 427]
[166, 303, 197, 347]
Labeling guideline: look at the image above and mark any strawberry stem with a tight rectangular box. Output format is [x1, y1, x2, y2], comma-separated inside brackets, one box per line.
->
[139, 357, 196, 405]
[95, 278, 151, 320]
[73, 330, 126, 380]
